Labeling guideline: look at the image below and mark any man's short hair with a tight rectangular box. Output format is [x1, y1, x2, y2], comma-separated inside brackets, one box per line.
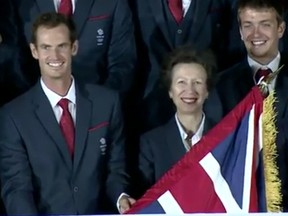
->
[237, 0, 284, 25]
[31, 12, 77, 44]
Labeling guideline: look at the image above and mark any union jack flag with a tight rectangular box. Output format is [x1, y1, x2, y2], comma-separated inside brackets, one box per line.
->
[127, 86, 266, 214]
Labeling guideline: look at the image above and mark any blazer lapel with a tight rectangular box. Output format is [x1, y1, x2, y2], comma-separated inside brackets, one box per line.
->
[164, 118, 187, 164]
[35, 0, 55, 12]
[185, 0, 211, 42]
[73, 0, 95, 36]
[33, 83, 72, 170]
[73, 85, 92, 172]
[148, 0, 173, 48]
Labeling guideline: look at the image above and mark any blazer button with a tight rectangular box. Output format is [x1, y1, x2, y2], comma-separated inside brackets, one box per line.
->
[73, 186, 79, 192]
[177, 29, 182, 34]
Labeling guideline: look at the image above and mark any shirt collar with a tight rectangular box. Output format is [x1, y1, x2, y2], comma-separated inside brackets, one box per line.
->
[247, 52, 281, 74]
[175, 112, 205, 142]
[40, 77, 76, 108]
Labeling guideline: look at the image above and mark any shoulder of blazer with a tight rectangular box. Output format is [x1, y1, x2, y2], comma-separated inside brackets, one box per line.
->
[2, 82, 40, 111]
[215, 60, 252, 90]
[141, 117, 177, 141]
[219, 60, 250, 80]
[76, 82, 119, 101]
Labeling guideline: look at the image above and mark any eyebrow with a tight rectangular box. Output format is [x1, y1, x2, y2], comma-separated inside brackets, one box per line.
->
[57, 42, 70, 46]
[38, 44, 51, 48]
[242, 19, 273, 23]
[38, 42, 70, 47]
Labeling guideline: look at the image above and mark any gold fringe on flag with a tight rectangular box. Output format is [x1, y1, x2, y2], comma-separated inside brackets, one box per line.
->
[262, 91, 282, 212]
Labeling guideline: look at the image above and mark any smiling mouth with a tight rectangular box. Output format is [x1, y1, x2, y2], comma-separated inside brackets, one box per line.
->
[251, 40, 266, 46]
[181, 98, 197, 104]
[47, 62, 64, 68]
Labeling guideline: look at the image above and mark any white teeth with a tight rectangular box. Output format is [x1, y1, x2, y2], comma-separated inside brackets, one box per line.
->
[48, 62, 63, 67]
[252, 41, 265, 45]
[182, 98, 196, 103]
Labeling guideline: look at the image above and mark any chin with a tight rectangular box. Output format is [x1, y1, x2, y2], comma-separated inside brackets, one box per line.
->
[178, 109, 197, 115]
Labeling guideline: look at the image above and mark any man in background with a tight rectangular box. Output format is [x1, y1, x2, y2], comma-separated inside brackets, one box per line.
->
[11, 0, 136, 95]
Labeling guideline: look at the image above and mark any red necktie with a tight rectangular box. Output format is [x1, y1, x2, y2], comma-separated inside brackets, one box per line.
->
[168, 0, 183, 24]
[58, 0, 73, 17]
[254, 68, 272, 84]
[58, 98, 75, 157]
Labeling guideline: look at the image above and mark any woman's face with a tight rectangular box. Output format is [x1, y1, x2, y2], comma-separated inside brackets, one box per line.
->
[169, 63, 209, 116]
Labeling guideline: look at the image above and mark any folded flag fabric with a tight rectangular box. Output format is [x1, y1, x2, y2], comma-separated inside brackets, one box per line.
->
[127, 86, 281, 214]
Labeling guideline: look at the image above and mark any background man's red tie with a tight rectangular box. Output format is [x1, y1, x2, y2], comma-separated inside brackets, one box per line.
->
[58, 0, 73, 17]
[255, 68, 272, 83]
[168, 0, 183, 24]
[58, 98, 75, 158]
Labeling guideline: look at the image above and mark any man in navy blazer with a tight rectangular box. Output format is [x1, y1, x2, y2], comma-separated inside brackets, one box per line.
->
[205, 0, 288, 210]
[0, 12, 135, 214]
[11, 0, 136, 94]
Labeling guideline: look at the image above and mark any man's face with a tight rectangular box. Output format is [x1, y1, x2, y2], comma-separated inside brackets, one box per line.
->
[239, 7, 285, 64]
[30, 24, 78, 81]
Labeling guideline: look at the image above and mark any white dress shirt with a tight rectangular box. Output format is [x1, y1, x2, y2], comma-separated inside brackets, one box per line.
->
[40, 78, 76, 125]
[175, 112, 205, 151]
[53, 0, 76, 13]
[248, 52, 281, 92]
[182, 0, 192, 16]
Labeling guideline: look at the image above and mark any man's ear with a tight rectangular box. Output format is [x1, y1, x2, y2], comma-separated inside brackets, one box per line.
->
[278, 21, 286, 39]
[30, 43, 39, 59]
[72, 40, 79, 56]
[239, 26, 244, 41]
[205, 92, 209, 100]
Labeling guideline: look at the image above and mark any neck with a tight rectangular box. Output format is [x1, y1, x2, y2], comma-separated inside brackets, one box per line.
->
[250, 52, 278, 66]
[177, 111, 203, 134]
[42, 77, 72, 96]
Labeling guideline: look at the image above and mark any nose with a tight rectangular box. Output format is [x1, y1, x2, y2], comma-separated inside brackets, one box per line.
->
[49, 48, 61, 59]
[186, 82, 197, 92]
[252, 25, 260, 37]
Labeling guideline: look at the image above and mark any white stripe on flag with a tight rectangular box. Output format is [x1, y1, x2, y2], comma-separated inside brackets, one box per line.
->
[200, 153, 242, 213]
[158, 190, 184, 214]
[258, 113, 263, 151]
[242, 105, 256, 211]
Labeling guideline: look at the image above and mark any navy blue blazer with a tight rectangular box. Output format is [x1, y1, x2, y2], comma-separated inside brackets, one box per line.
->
[206, 55, 288, 123]
[205, 55, 288, 211]
[11, 0, 136, 93]
[0, 81, 129, 214]
[138, 116, 216, 194]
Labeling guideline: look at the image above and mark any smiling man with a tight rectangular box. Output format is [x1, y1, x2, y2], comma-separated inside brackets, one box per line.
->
[204, 0, 288, 211]
[205, 0, 287, 121]
[0, 12, 134, 215]
[239, 0, 285, 65]
[10, 0, 136, 95]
